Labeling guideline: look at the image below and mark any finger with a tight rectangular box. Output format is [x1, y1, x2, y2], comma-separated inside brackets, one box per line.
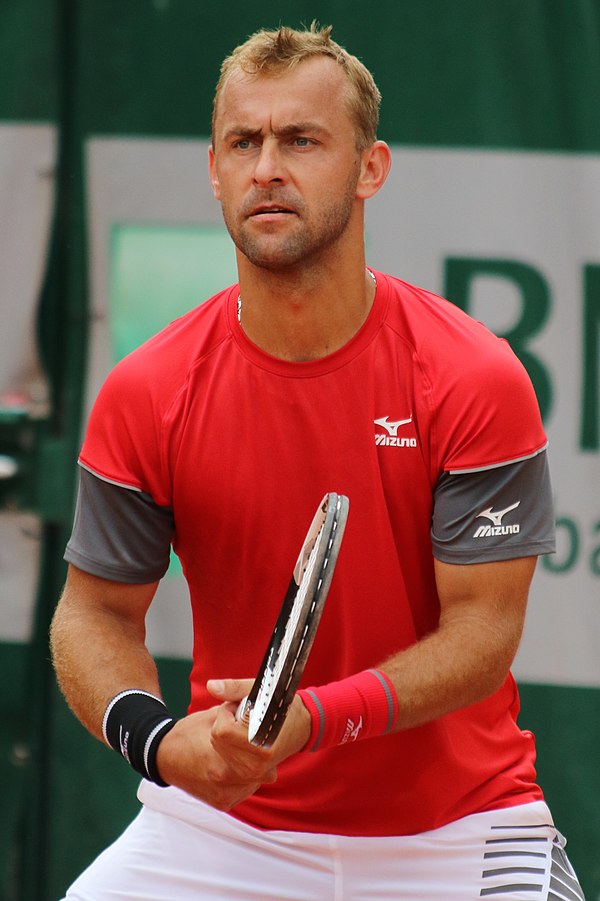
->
[204, 781, 264, 811]
[262, 766, 278, 785]
[211, 702, 257, 747]
[211, 731, 279, 786]
[206, 678, 255, 702]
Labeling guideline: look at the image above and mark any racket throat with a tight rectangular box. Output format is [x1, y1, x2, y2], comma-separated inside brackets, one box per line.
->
[236, 696, 252, 725]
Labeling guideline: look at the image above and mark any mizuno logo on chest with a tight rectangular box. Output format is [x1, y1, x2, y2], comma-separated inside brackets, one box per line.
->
[374, 415, 416, 448]
[374, 415, 413, 436]
[375, 434, 417, 447]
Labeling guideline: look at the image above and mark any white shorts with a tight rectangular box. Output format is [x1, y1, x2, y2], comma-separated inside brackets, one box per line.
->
[63, 782, 584, 901]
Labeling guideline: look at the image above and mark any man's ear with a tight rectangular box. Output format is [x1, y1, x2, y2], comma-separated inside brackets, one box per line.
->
[355, 140, 392, 201]
[208, 145, 220, 200]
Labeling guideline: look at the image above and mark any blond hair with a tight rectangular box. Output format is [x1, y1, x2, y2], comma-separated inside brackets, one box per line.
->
[212, 23, 381, 150]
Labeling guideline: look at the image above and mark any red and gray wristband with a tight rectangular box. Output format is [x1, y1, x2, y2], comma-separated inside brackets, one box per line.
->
[102, 689, 177, 787]
[102, 672, 397, 778]
[298, 669, 399, 752]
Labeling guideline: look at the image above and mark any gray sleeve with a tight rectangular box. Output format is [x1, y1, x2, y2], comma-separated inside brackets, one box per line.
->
[64, 466, 175, 583]
[431, 449, 556, 564]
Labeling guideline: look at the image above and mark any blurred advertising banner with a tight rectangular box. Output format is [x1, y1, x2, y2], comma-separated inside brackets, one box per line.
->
[0, 123, 55, 644]
[85, 138, 599, 687]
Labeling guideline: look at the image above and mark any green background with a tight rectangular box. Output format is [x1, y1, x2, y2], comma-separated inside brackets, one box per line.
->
[1, 1, 599, 898]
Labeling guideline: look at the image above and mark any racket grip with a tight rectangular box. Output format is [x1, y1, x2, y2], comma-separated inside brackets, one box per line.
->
[235, 696, 252, 725]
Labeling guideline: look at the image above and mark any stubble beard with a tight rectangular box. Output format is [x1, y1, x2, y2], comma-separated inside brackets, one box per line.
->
[221, 172, 360, 273]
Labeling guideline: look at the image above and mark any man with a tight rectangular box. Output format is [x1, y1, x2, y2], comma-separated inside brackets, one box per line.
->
[51, 23, 585, 901]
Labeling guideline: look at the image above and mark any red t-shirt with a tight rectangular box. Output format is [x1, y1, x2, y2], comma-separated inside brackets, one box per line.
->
[78, 272, 547, 835]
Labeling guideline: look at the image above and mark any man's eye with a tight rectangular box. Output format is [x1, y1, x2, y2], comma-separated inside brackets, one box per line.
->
[294, 137, 311, 147]
[235, 139, 253, 150]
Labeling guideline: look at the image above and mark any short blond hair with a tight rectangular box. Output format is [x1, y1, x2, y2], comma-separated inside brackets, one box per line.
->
[212, 23, 381, 151]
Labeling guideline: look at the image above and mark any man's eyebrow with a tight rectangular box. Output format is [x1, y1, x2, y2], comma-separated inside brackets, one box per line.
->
[272, 122, 330, 137]
[222, 126, 262, 142]
[222, 122, 330, 141]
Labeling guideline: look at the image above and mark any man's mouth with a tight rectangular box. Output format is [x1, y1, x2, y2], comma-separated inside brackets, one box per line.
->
[249, 205, 296, 218]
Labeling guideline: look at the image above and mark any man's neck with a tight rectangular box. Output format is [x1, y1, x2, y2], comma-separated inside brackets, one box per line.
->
[235, 262, 376, 363]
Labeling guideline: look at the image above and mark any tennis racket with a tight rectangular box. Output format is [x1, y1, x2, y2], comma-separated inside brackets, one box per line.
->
[236, 492, 349, 748]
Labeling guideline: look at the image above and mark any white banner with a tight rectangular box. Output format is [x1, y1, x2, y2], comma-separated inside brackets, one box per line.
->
[84, 139, 600, 686]
[367, 148, 600, 687]
[0, 123, 55, 641]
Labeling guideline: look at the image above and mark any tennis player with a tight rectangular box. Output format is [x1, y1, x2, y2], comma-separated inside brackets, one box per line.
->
[51, 23, 585, 900]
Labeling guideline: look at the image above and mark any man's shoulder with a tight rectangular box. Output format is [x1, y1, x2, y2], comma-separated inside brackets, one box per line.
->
[90, 285, 237, 427]
[376, 273, 545, 469]
[135, 285, 234, 358]
[111, 285, 236, 389]
[382, 272, 493, 338]
[380, 271, 518, 372]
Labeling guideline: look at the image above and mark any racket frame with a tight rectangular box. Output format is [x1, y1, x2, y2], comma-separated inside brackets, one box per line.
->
[237, 492, 349, 748]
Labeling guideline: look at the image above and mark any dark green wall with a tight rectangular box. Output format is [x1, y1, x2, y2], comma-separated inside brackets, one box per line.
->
[1, 2, 599, 899]
[4, 1, 600, 151]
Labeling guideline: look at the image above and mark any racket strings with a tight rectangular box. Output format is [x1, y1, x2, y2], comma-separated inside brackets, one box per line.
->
[273, 511, 339, 682]
[253, 525, 325, 728]
[248, 495, 348, 746]
[252, 504, 343, 740]
[283, 519, 341, 676]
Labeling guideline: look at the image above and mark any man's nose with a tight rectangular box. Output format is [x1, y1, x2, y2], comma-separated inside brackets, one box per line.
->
[252, 138, 286, 185]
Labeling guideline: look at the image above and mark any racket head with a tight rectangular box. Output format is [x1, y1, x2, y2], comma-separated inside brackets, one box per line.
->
[244, 492, 349, 747]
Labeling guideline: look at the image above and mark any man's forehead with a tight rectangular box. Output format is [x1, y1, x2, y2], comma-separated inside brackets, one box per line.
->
[214, 59, 351, 143]
[217, 56, 347, 116]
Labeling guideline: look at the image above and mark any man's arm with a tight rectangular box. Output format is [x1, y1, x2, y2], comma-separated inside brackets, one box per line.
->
[51, 565, 162, 739]
[381, 555, 536, 730]
[211, 556, 536, 757]
[54, 556, 535, 796]
[50, 564, 278, 809]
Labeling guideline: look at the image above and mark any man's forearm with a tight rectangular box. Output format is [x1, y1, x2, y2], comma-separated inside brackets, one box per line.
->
[380, 557, 535, 732]
[379, 611, 515, 732]
[50, 574, 162, 743]
[295, 557, 535, 749]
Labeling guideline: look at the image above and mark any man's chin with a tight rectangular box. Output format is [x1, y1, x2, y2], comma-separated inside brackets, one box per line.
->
[238, 242, 310, 273]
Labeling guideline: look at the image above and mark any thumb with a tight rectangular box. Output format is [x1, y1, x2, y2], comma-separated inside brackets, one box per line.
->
[206, 678, 255, 702]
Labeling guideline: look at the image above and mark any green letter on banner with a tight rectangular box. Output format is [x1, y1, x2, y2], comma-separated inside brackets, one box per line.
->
[581, 265, 600, 451]
[444, 259, 552, 421]
[542, 517, 579, 574]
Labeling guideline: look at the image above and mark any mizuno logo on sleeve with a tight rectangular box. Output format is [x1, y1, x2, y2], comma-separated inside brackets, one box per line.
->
[473, 501, 521, 538]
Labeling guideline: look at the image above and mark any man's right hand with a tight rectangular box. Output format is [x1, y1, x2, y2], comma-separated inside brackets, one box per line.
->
[155, 707, 277, 810]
